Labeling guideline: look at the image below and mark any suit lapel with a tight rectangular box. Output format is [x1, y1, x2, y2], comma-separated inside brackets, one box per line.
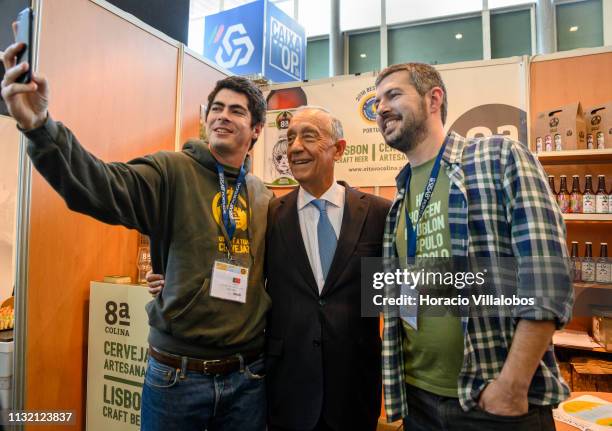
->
[277, 189, 319, 296]
[321, 182, 369, 296]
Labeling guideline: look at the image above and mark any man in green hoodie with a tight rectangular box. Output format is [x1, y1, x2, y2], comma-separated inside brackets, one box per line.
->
[2, 39, 272, 431]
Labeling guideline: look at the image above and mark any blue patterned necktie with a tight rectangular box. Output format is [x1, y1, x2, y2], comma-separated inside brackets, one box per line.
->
[311, 199, 337, 280]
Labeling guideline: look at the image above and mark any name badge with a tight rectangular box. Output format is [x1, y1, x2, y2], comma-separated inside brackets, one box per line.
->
[210, 260, 249, 303]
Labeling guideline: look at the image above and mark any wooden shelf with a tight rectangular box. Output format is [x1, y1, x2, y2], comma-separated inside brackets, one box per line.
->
[554, 342, 607, 353]
[574, 282, 612, 290]
[563, 213, 612, 221]
[536, 149, 612, 164]
[554, 330, 608, 353]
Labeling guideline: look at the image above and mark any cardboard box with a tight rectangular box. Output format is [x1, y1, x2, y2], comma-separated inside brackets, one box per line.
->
[585, 102, 612, 149]
[592, 307, 612, 352]
[533, 103, 586, 152]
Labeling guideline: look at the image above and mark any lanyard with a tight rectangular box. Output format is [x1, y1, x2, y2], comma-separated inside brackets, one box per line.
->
[404, 143, 446, 258]
[216, 162, 247, 249]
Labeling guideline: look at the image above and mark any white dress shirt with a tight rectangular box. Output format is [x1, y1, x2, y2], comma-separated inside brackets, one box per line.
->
[297, 181, 345, 294]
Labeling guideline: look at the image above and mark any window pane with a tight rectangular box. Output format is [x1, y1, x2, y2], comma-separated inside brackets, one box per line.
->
[389, 17, 483, 65]
[223, 0, 257, 10]
[386, 0, 481, 25]
[188, 0, 220, 55]
[299, 0, 331, 37]
[349, 32, 380, 74]
[307, 38, 329, 80]
[556, 0, 603, 51]
[491, 9, 531, 58]
[341, 0, 381, 32]
[489, 0, 534, 9]
[271, 0, 295, 18]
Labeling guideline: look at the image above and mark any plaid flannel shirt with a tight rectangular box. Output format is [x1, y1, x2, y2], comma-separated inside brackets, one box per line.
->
[382, 132, 574, 422]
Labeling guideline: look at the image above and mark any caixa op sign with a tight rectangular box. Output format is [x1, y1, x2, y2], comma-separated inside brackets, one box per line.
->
[203, 0, 305, 83]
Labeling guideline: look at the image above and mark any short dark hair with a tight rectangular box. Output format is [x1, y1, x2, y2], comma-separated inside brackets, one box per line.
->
[206, 76, 267, 146]
[375, 63, 448, 125]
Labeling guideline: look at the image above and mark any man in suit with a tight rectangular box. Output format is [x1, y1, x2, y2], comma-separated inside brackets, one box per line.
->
[147, 107, 389, 430]
[265, 107, 390, 431]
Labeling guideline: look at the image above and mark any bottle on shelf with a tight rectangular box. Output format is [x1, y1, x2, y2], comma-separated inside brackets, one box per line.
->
[597, 132, 605, 150]
[570, 241, 581, 282]
[595, 243, 610, 284]
[536, 137, 543, 153]
[569, 175, 583, 213]
[545, 135, 553, 152]
[137, 234, 152, 285]
[554, 134, 562, 151]
[587, 134, 594, 150]
[557, 175, 570, 213]
[548, 175, 556, 195]
[595, 175, 609, 214]
[582, 242, 595, 282]
[583, 175, 596, 214]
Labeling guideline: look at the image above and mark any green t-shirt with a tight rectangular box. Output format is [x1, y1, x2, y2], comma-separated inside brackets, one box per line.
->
[396, 156, 464, 397]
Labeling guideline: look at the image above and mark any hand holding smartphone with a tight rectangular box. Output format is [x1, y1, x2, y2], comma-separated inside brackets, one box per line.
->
[15, 7, 33, 84]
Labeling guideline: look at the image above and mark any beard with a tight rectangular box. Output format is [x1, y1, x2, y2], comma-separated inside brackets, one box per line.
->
[382, 100, 429, 153]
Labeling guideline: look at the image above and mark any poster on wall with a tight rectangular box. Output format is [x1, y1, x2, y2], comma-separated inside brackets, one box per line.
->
[264, 109, 299, 186]
[257, 57, 528, 187]
[86, 282, 151, 431]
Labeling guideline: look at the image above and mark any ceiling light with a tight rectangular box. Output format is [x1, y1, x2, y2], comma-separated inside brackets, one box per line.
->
[360, 53, 367, 58]
[569, 26, 579, 32]
[455, 33, 463, 40]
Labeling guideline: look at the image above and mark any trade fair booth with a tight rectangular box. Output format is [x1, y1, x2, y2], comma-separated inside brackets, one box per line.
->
[0, 0, 610, 429]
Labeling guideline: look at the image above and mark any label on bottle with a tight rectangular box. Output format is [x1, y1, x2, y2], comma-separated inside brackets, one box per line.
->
[596, 195, 609, 213]
[595, 261, 611, 283]
[570, 194, 582, 213]
[572, 259, 582, 282]
[583, 195, 596, 213]
[582, 261, 595, 282]
[557, 195, 570, 213]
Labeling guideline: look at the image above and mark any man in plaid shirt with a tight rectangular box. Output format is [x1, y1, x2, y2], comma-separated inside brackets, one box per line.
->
[374, 63, 573, 430]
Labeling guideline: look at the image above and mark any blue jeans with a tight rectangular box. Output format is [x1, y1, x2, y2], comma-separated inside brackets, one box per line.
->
[141, 354, 266, 431]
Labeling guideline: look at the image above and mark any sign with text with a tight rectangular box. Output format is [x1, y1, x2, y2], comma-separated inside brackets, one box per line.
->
[264, 2, 305, 83]
[204, 0, 264, 76]
[202, 0, 304, 82]
[258, 58, 528, 186]
[86, 282, 151, 431]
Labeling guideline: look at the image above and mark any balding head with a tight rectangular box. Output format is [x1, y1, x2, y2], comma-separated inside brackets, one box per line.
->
[286, 106, 347, 197]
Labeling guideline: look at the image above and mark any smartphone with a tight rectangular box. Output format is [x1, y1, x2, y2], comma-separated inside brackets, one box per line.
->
[15, 7, 33, 84]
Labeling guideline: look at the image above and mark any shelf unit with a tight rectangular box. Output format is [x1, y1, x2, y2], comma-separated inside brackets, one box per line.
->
[537, 149, 612, 165]
[563, 214, 612, 221]
[574, 282, 612, 290]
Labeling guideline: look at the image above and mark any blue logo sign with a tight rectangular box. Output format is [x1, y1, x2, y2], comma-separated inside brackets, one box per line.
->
[204, 1, 264, 75]
[264, 2, 305, 83]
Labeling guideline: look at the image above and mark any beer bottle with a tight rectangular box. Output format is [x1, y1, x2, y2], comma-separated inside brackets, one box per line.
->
[548, 175, 556, 195]
[582, 242, 595, 282]
[557, 175, 570, 213]
[570, 241, 581, 282]
[595, 243, 610, 283]
[569, 175, 582, 213]
[597, 132, 605, 150]
[583, 175, 596, 214]
[595, 175, 609, 213]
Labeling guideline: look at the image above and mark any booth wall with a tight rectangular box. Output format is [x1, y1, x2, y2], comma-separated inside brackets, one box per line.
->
[179, 52, 226, 145]
[24, 0, 179, 427]
[0, 116, 19, 301]
[530, 51, 612, 332]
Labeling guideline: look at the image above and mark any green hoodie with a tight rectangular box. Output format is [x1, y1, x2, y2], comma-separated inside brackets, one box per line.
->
[25, 118, 273, 358]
